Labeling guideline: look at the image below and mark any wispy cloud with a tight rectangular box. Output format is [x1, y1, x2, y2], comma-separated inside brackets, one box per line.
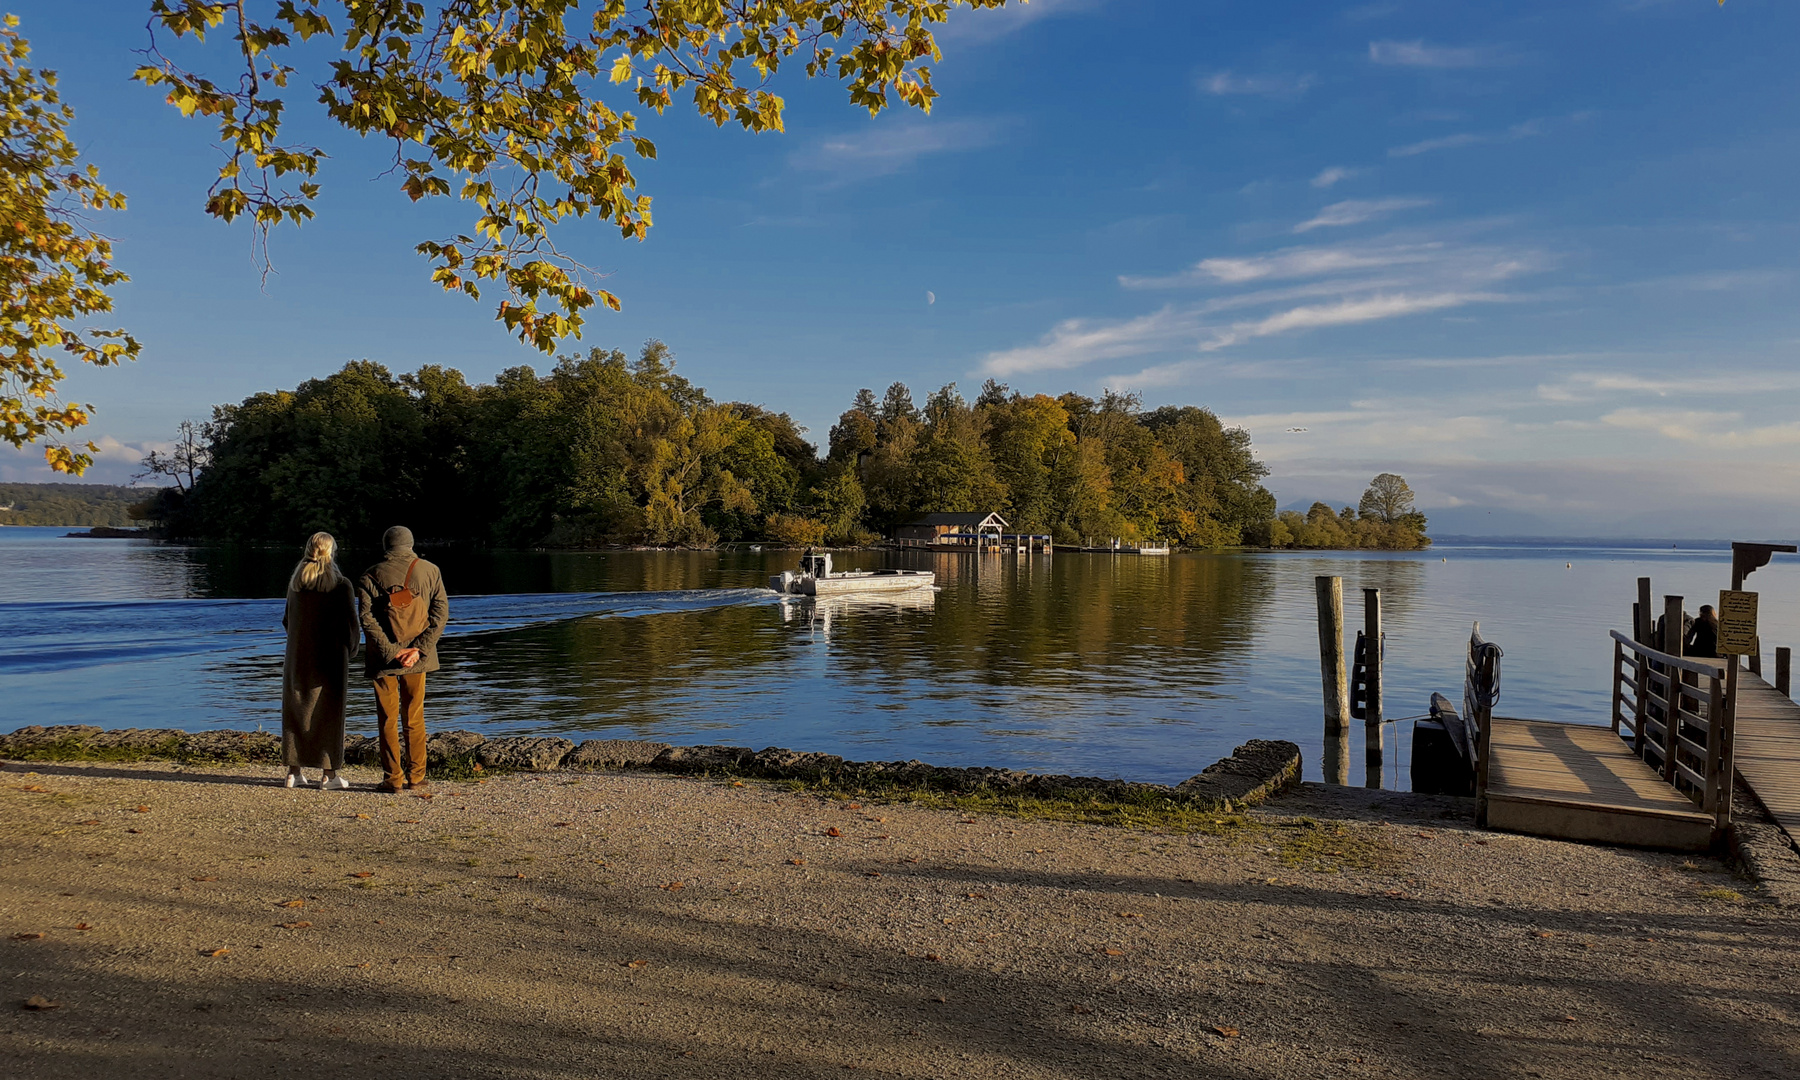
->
[1311, 166, 1359, 189]
[1389, 119, 1544, 158]
[1293, 197, 1433, 233]
[791, 119, 1001, 183]
[934, 0, 1101, 44]
[983, 228, 1548, 376]
[1368, 40, 1511, 69]
[980, 307, 1195, 377]
[1202, 292, 1491, 351]
[1200, 71, 1316, 98]
[1598, 408, 1800, 447]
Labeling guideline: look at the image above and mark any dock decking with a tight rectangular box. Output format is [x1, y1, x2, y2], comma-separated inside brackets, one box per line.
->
[1731, 671, 1800, 845]
[1484, 717, 1716, 851]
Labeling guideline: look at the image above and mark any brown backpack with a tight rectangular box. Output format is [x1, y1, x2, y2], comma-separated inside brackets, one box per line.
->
[382, 559, 429, 646]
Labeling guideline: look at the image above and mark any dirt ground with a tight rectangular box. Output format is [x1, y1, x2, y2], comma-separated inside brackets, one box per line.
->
[2, 760, 1795, 1080]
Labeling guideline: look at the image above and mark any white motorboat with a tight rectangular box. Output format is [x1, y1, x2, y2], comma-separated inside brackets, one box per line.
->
[769, 552, 935, 597]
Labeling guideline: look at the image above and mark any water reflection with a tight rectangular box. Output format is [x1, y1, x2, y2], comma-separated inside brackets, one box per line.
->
[5, 527, 1794, 790]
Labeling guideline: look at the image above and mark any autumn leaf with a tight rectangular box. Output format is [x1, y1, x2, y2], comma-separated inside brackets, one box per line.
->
[21, 995, 60, 1010]
[787, 858, 805, 866]
[621, 959, 648, 969]
[11, 932, 44, 941]
[1212, 1025, 1239, 1038]
[661, 881, 684, 891]
[964, 893, 987, 900]
[1069, 1004, 1093, 1015]
[1116, 912, 1144, 919]
[203, 947, 230, 957]
[73, 923, 90, 931]
[1104, 948, 1125, 956]
[277, 899, 306, 909]
[354, 814, 371, 820]
[350, 872, 374, 879]
[19, 784, 47, 792]
[192, 876, 217, 882]
[134, 806, 151, 813]
[825, 827, 841, 837]
[864, 871, 882, 879]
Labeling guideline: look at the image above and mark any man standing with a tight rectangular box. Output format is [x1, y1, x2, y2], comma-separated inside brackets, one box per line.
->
[357, 526, 449, 793]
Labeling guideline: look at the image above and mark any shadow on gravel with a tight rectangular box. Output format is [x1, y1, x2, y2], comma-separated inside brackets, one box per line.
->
[2, 761, 301, 790]
[10, 826, 1797, 1080]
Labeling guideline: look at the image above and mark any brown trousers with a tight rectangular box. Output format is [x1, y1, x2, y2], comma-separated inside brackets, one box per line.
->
[373, 672, 428, 786]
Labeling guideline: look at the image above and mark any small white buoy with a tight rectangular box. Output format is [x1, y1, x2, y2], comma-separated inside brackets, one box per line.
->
[1566, 563, 1572, 569]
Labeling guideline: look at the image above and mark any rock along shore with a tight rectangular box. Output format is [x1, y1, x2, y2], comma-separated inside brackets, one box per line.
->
[0, 725, 1301, 812]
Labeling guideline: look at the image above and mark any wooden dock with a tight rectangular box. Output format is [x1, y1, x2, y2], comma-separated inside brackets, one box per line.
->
[1484, 717, 1715, 851]
[1730, 671, 1800, 845]
[1466, 626, 1735, 852]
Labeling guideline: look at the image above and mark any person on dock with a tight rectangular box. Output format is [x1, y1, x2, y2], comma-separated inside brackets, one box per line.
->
[357, 526, 449, 794]
[281, 532, 358, 790]
[1686, 604, 1719, 659]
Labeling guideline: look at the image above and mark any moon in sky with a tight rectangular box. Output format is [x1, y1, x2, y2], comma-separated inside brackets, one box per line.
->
[926, 291, 936, 305]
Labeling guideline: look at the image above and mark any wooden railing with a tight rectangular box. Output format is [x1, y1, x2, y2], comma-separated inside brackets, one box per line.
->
[1467, 624, 1501, 825]
[1610, 629, 1736, 831]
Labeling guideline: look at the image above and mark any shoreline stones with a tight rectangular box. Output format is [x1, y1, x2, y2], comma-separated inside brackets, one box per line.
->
[0, 725, 1305, 811]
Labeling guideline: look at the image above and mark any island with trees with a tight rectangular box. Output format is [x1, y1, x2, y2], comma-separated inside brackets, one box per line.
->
[128, 342, 1427, 552]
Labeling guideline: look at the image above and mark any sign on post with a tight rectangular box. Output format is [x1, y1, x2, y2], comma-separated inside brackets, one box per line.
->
[1717, 589, 1758, 656]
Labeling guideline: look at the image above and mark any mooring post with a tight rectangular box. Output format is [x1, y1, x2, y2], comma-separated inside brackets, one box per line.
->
[1662, 594, 1684, 782]
[1636, 577, 1653, 643]
[1778, 647, 1791, 698]
[1316, 576, 1349, 759]
[1363, 587, 1383, 788]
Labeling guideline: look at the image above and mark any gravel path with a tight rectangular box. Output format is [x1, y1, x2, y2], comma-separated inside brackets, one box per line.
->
[2, 760, 1795, 1079]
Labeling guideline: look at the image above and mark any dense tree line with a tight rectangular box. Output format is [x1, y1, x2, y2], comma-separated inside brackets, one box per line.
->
[143, 343, 1425, 551]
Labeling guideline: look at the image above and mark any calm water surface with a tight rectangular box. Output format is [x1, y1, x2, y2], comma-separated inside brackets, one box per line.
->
[3, 526, 1793, 789]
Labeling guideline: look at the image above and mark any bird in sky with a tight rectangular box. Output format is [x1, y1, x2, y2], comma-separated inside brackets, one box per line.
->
[1286, 427, 1308, 433]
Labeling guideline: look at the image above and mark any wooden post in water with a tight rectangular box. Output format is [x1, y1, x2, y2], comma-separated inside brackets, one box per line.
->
[1316, 576, 1349, 785]
[1636, 577, 1653, 643]
[1777, 647, 1791, 698]
[1363, 587, 1383, 788]
[1662, 594, 1684, 782]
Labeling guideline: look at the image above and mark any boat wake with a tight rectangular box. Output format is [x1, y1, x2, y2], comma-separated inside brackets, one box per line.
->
[0, 588, 777, 676]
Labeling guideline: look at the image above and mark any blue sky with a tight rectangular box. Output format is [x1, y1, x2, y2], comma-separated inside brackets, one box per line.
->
[5, 1, 1799, 536]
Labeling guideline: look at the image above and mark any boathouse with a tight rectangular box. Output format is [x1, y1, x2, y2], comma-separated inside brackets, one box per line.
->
[894, 512, 1052, 552]
[895, 512, 1008, 549]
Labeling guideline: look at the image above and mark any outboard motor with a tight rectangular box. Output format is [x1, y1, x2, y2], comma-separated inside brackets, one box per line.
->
[770, 571, 796, 593]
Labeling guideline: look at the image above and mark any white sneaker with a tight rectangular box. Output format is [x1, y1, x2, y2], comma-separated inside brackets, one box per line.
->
[285, 771, 304, 788]
[321, 774, 350, 791]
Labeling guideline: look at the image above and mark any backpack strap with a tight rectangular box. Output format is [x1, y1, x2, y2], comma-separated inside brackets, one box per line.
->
[402, 558, 419, 590]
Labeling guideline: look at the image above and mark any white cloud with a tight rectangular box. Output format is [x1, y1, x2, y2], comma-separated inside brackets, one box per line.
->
[1311, 166, 1358, 188]
[1293, 197, 1433, 233]
[1201, 71, 1316, 98]
[979, 307, 1194, 377]
[1389, 119, 1548, 158]
[1600, 408, 1800, 446]
[934, 0, 1100, 44]
[1368, 40, 1510, 69]
[791, 119, 1000, 182]
[1203, 292, 1489, 351]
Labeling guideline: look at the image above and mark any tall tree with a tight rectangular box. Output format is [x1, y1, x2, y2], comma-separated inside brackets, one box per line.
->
[1359, 473, 1421, 526]
[0, 18, 139, 474]
[134, 0, 1015, 351]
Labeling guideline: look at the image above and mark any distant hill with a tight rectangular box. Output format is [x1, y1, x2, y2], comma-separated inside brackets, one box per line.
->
[0, 482, 160, 527]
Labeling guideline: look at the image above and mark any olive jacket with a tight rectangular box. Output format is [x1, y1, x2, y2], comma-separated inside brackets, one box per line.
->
[356, 535, 449, 680]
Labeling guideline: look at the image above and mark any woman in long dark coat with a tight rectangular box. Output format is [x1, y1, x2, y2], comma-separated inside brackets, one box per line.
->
[282, 532, 359, 789]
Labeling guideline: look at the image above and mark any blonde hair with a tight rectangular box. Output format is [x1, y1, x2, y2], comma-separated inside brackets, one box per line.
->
[289, 531, 342, 592]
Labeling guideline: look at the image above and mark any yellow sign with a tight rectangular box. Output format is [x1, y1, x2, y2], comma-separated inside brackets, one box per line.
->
[1718, 589, 1758, 656]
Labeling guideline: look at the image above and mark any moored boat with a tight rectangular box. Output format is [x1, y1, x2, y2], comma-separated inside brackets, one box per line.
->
[769, 552, 935, 597]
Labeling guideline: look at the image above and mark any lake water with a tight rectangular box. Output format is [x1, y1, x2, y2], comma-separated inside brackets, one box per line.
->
[3, 525, 1794, 789]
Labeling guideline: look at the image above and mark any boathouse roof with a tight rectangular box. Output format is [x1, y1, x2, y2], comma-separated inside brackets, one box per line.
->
[903, 512, 1008, 528]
